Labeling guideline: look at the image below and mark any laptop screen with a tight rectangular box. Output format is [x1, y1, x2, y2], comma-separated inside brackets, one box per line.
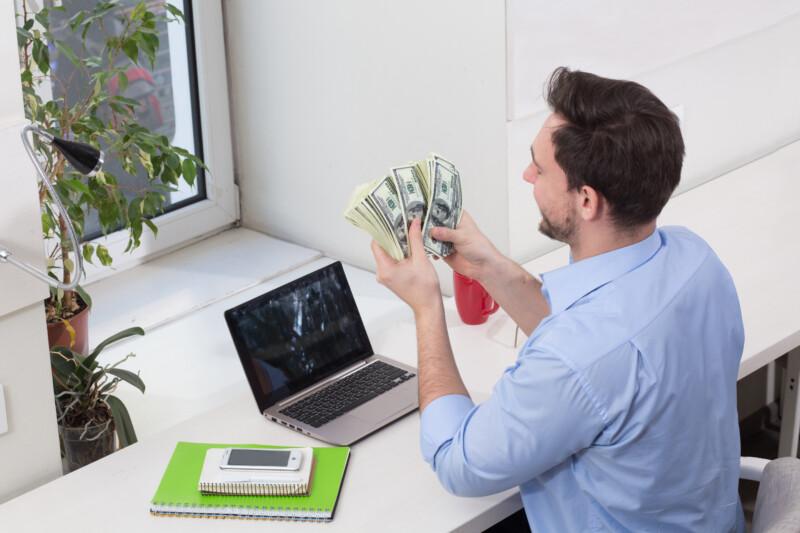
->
[224, 262, 373, 410]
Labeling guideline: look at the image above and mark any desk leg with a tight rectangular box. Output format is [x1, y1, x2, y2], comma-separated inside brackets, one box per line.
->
[778, 347, 800, 457]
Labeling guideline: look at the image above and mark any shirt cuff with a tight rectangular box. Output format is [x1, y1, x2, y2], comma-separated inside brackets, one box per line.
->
[420, 394, 475, 467]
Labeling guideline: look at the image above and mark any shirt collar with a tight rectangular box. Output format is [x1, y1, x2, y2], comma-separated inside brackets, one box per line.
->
[540, 229, 663, 315]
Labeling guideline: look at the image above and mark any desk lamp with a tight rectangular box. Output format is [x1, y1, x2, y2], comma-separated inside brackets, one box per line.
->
[0, 124, 103, 290]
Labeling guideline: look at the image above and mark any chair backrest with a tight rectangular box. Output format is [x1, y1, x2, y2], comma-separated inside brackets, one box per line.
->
[752, 457, 800, 533]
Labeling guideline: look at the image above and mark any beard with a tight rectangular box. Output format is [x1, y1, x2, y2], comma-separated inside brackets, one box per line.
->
[538, 209, 576, 243]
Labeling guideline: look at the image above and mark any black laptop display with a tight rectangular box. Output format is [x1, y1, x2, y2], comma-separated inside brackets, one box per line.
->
[224, 262, 374, 411]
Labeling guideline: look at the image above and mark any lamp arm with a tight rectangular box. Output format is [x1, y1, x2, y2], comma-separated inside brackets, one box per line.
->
[0, 125, 84, 291]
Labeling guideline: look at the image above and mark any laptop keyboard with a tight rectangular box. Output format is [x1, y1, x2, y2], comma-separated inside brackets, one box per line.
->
[279, 361, 415, 428]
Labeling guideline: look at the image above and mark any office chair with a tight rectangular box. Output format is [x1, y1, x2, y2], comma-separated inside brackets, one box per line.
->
[740, 456, 800, 532]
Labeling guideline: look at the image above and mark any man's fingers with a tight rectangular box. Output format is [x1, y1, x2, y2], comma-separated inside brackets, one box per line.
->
[430, 225, 459, 244]
[408, 218, 426, 258]
[371, 240, 396, 277]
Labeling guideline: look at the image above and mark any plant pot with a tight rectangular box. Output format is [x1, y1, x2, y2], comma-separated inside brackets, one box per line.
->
[59, 421, 116, 473]
[47, 300, 90, 354]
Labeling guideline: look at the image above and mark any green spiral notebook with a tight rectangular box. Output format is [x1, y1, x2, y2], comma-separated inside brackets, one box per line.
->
[150, 442, 350, 521]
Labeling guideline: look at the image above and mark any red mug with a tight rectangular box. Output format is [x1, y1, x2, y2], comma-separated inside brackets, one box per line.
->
[453, 272, 500, 325]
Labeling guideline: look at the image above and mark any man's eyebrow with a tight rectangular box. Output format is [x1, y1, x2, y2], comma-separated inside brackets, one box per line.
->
[530, 145, 541, 169]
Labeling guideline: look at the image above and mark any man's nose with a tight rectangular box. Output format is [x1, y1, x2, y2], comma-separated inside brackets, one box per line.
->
[523, 163, 537, 185]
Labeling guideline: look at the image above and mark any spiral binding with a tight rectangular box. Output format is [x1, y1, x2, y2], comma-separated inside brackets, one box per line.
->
[150, 503, 331, 521]
[198, 481, 308, 496]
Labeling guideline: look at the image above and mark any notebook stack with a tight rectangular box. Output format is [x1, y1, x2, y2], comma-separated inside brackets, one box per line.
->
[150, 442, 350, 522]
[198, 447, 315, 496]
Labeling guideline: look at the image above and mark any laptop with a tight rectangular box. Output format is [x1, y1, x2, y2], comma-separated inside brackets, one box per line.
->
[224, 261, 419, 445]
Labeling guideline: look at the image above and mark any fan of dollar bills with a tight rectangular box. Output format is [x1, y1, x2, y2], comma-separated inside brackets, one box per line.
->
[344, 153, 462, 260]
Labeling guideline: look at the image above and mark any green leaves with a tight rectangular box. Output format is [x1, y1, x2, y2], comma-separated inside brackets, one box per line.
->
[54, 41, 80, 68]
[165, 3, 185, 22]
[88, 326, 145, 362]
[143, 218, 158, 238]
[18, 0, 205, 290]
[138, 32, 159, 67]
[106, 395, 138, 447]
[107, 368, 145, 394]
[51, 346, 80, 391]
[69, 1, 118, 41]
[31, 38, 49, 75]
[181, 158, 197, 186]
[96, 244, 112, 266]
[121, 38, 139, 64]
[82, 242, 95, 264]
[50, 325, 145, 449]
[74, 284, 93, 309]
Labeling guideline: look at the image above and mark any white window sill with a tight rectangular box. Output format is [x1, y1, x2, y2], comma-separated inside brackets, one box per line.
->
[83, 226, 425, 441]
[83, 228, 329, 439]
[86, 227, 321, 345]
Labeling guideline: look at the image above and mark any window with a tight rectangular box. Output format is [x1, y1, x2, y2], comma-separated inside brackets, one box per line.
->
[49, 0, 207, 239]
[44, 0, 237, 282]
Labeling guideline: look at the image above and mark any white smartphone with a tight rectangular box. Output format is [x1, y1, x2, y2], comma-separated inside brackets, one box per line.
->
[219, 448, 303, 471]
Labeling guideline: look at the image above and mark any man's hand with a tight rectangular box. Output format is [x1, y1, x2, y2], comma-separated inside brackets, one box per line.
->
[372, 218, 441, 314]
[434, 210, 550, 335]
[374, 219, 468, 411]
[430, 210, 501, 283]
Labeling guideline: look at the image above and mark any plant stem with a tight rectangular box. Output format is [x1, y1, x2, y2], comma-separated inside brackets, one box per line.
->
[58, 213, 75, 310]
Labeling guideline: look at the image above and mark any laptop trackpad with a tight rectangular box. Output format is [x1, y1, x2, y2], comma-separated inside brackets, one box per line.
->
[350, 386, 415, 424]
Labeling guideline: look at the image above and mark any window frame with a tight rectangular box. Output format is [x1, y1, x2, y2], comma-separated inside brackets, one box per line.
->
[82, 0, 238, 284]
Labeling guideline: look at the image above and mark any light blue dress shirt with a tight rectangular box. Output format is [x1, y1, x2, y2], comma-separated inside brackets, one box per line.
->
[421, 227, 745, 532]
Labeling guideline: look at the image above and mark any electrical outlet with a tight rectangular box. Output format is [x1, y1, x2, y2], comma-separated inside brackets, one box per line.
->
[0, 384, 7, 435]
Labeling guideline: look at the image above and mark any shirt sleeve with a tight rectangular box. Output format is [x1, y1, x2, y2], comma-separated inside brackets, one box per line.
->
[418, 345, 607, 497]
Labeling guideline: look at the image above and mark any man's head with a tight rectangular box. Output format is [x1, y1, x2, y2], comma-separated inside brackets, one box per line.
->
[523, 67, 684, 244]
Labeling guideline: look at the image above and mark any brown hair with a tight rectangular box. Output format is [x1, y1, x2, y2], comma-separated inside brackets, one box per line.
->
[545, 67, 684, 228]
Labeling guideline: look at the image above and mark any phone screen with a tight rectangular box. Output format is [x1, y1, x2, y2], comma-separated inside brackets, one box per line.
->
[227, 449, 291, 468]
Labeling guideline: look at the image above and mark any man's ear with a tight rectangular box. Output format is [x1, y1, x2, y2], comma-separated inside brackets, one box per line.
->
[577, 185, 604, 222]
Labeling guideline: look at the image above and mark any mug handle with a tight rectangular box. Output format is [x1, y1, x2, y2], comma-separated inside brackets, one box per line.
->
[482, 292, 500, 316]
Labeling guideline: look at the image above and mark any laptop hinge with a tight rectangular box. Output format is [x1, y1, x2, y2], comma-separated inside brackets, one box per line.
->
[276, 359, 372, 407]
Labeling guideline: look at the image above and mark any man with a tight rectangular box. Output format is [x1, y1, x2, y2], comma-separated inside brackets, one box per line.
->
[371, 67, 745, 532]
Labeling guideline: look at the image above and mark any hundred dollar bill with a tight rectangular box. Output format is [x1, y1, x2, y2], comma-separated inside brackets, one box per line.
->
[421, 159, 461, 257]
[391, 164, 427, 233]
[344, 176, 408, 260]
[430, 153, 461, 224]
[413, 160, 431, 204]
[345, 153, 462, 259]
[431, 152, 456, 173]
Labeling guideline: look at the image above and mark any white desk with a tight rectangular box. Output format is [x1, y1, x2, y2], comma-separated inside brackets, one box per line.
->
[523, 140, 800, 457]
[3, 143, 800, 531]
[0, 261, 524, 533]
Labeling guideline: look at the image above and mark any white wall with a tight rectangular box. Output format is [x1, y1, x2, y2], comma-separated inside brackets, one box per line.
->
[226, 2, 800, 274]
[506, 0, 800, 120]
[507, 2, 800, 261]
[224, 0, 507, 291]
[0, 1, 62, 503]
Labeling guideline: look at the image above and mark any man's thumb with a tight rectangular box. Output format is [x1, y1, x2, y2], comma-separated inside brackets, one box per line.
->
[430, 225, 458, 243]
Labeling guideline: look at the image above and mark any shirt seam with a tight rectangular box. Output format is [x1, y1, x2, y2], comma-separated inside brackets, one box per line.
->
[623, 244, 712, 346]
[544, 229, 662, 314]
[541, 241, 714, 433]
[547, 352, 611, 428]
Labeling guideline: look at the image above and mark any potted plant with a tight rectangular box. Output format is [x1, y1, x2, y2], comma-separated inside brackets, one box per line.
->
[51, 325, 145, 472]
[16, 0, 205, 352]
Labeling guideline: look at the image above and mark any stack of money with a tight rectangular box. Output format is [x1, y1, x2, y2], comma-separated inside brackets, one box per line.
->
[344, 153, 462, 260]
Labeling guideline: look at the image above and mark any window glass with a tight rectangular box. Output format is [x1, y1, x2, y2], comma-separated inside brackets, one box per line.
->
[47, 0, 205, 240]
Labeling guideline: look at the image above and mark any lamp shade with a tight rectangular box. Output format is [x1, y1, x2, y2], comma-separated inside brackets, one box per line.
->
[51, 136, 104, 176]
